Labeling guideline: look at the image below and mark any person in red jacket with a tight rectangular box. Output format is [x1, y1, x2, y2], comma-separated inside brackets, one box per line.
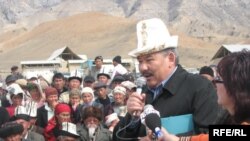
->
[44, 103, 72, 141]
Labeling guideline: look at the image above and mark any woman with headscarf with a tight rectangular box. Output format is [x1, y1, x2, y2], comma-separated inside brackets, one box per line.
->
[26, 82, 46, 108]
[44, 103, 72, 141]
[5, 83, 24, 117]
[75, 87, 103, 123]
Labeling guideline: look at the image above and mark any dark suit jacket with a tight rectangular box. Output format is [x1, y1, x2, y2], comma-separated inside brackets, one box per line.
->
[36, 105, 48, 128]
[113, 65, 221, 140]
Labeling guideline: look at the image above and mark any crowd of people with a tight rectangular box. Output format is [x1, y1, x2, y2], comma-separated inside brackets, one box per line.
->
[0, 18, 249, 141]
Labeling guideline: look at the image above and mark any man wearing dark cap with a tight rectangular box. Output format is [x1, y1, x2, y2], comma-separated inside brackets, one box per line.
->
[59, 71, 82, 104]
[83, 75, 95, 88]
[13, 106, 45, 141]
[5, 74, 18, 86]
[94, 82, 113, 117]
[97, 73, 110, 85]
[111, 55, 128, 81]
[110, 75, 125, 90]
[0, 121, 24, 140]
[97, 73, 112, 95]
[199, 66, 215, 81]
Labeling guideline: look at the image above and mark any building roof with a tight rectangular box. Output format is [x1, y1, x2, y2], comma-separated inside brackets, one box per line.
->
[20, 60, 60, 65]
[47, 46, 82, 61]
[211, 44, 250, 60]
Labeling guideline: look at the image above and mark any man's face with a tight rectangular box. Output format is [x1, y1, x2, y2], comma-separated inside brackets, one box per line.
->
[114, 93, 125, 105]
[53, 78, 65, 90]
[96, 87, 107, 99]
[11, 95, 23, 106]
[95, 59, 103, 69]
[68, 79, 81, 89]
[16, 119, 30, 137]
[83, 81, 94, 88]
[98, 75, 109, 84]
[137, 51, 175, 88]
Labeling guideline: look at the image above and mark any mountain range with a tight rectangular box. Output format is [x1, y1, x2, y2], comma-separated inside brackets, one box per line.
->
[0, 0, 249, 71]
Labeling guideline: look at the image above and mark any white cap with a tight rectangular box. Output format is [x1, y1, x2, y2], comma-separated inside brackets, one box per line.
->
[121, 81, 136, 90]
[15, 106, 27, 115]
[129, 18, 178, 57]
[82, 87, 94, 96]
[112, 86, 126, 95]
[7, 83, 24, 95]
[26, 101, 37, 117]
[61, 122, 79, 137]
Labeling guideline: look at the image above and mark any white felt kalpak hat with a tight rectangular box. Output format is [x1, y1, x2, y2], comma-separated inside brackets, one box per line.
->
[59, 122, 80, 137]
[129, 18, 178, 57]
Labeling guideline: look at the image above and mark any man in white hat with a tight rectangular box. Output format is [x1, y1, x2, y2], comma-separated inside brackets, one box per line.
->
[13, 106, 45, 141]
[56, 122, 80, 141]
[59, 70, 82, 104]
[113, 18, 220, 140]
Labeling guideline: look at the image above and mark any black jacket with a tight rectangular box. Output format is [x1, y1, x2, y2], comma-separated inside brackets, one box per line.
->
[36, 105, 48, 128]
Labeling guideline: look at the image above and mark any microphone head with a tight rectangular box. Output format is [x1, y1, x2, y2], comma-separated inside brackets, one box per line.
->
[145, 113, 161, 133]
[135, 77, 146, 87]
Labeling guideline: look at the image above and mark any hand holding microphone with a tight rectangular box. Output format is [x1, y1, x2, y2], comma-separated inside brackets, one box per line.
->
[126, 77, 146, 117]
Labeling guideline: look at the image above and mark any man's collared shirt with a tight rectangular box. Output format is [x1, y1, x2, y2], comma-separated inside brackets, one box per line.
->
[149, 66, 178, 100]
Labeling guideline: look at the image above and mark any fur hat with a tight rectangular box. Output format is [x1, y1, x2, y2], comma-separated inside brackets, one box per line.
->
[128, 18, 178, 57]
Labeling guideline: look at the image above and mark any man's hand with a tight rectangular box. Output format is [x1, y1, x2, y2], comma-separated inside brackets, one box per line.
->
[126, 92, 146, 117]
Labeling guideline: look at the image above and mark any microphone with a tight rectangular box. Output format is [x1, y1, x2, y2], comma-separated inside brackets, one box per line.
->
[135, 77, 146, 94]
[141, 104, 163, 138]
[132, 77, 147, 117]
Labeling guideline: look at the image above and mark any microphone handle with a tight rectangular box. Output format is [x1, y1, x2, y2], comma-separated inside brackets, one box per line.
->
[132, 86, 142, 117]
